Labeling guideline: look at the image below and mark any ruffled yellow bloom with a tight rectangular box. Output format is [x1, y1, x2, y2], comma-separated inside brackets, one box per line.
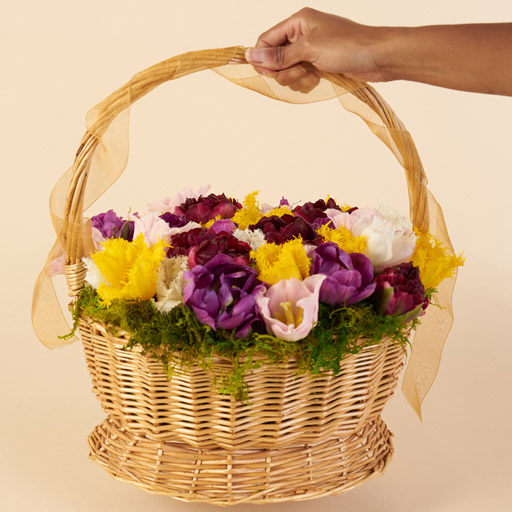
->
[411, 229, 465, 290]
[264, 206, 293, 217]
[92, 234, 167, 306]
[317, 224, 367, 254]
[232, 191, 263, 229]
[251, 238, 310, 285]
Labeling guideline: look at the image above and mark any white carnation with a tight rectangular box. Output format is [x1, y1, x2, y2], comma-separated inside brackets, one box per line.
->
[82, 256, 107, 290]
[153, 256, 188, 313]
[232, 228, 266, 251]
[327, 204, 416, 271]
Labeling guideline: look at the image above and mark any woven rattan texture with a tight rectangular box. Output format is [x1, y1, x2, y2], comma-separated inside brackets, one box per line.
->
[89, 413, 393, 504]
[80, 319, 404, 503]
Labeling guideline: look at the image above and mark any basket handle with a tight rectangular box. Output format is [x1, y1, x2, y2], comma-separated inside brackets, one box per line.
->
[60, 46, 430, 267]
[35, 46, 455, 419]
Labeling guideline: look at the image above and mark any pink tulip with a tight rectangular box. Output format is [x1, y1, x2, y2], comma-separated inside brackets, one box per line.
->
[255, 274, 326, 342]
[148, 184, 211, 214]
[129, 212, 173, 246]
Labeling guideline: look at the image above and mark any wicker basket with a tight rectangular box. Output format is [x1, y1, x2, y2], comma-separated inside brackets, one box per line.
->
[59, 47, 432, 505]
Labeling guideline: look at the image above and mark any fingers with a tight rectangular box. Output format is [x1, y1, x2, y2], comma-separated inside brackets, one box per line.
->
[245, 41, 305, 71]
[272, 65, 320, 93]
[256, 14, 305, 48]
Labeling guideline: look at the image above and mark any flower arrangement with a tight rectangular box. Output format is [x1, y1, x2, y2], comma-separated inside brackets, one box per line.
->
[72, 185, 463, 399]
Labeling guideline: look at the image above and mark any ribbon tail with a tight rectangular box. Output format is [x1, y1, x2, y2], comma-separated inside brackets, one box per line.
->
[32, 240, 77, 348]
[402, 274, 456, 419]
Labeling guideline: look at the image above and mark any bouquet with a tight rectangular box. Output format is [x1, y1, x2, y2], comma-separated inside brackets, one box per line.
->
[70, 185, 463, 399]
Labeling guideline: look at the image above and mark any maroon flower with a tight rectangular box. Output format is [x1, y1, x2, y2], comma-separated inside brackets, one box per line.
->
[168, 227, 251, 267]
[174, 193, 242, 224]
[250, 214, 318, 245]
[293, 198, 341, 224]
[374, 262, 429, 323]
[168, 227, 209, 257]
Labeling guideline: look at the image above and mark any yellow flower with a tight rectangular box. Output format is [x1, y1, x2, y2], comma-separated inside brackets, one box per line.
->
[232, 191, 263, 229]
[317, 224, 367, 254]
[92, 234, 167, 306]
[203, 215, 221, 228]
[264, 206, 293, 217]
[251, 238, 310, 285]
[411, 229, 465, 290]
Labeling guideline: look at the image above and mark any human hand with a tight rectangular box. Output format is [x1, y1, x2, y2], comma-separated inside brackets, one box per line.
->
[246, 7, 387, 91]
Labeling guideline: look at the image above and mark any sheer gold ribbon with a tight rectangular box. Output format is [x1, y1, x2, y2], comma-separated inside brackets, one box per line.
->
[31, 46, 457, 418]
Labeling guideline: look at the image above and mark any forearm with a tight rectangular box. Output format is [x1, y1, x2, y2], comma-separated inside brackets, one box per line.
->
[375, 24, 512, 95]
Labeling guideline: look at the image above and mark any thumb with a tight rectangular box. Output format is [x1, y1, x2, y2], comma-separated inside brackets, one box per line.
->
[245, 44, 303, 71]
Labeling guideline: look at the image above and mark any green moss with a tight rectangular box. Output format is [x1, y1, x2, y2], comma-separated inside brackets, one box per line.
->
[72, 286, 413, 401]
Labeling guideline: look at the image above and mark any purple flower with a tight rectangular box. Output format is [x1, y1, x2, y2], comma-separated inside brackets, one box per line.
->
[160, 212, 188, 229]
[311, 242, 376, 306]
[311, 216, 332, 231]
[183, 254, 264, 338]
[374, 262, 429, 323]
[91, 210, 126, 239]
[209, 219, 235, 235]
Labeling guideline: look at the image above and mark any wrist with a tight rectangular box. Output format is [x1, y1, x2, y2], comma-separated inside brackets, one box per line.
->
[370, 26, 413, 82]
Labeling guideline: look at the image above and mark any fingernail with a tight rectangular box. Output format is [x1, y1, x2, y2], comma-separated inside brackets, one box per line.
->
[245, 48, 264, 64]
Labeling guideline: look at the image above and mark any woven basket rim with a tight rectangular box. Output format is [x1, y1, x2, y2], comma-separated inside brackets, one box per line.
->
[79, 314, 407, 366]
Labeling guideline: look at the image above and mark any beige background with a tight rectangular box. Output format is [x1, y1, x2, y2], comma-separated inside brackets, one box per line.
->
[2, 0, 512, 510]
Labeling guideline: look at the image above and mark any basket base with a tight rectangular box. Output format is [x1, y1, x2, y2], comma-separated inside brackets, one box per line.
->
[88, 416, 394, 505]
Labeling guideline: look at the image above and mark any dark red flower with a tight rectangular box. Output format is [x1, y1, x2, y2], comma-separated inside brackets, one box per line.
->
[374, 262, 429, 323]
[174, 193, 242, 224]
[250, 214, 318, 245]
[293, 198, 341, 224]
[168, 227, 251, 267]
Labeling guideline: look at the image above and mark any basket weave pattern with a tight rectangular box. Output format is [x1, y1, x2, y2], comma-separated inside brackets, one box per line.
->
[81, 319, 405, 503]
[88, 416, 393, 504]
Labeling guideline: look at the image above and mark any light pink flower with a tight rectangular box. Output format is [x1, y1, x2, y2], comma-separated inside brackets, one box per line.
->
[129, 212, 173, 246]
[91, 226, 106, 249]
[255, 274, 326, 342]
[50, 253, 66, 277]
[326, 208, 376, 232]
[50, 226, 105, 277]
[169, 220, 201, 237]
[148, 184, 211, 214]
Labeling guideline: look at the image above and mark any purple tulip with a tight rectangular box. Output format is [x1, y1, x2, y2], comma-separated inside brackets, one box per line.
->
[91, 210, 126, 239]
[374, 262, 429, 323]
[311, 242, 376, 306]
[160, 212, 188, 229]
[183, 254, 264, 338]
